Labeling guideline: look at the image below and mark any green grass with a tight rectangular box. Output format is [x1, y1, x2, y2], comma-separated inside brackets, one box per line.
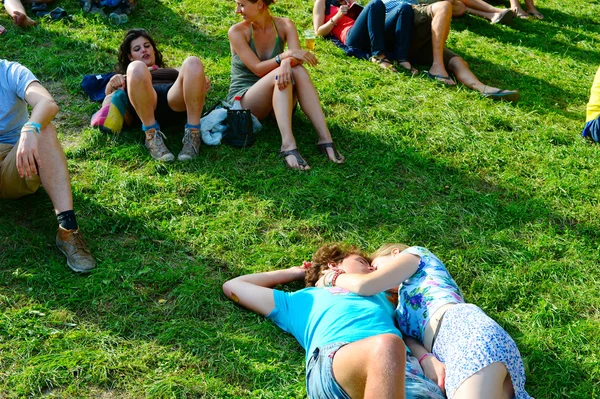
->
[1, 0, 600, 397]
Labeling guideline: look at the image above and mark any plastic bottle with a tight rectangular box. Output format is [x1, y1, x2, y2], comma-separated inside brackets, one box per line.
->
[109, 12, 128, 25]
[231, 96, 243, 110]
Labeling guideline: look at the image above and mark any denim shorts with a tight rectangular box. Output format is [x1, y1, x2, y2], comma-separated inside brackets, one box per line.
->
[306, 342, 351, 399]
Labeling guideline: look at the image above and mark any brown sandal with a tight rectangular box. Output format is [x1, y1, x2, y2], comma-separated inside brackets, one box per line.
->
[279, 149, 309, 170]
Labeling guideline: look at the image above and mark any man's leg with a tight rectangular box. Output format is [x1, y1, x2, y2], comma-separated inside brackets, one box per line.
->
[447, 54, 519, 101]
[37, 123, 96, 273]
[332, 334, 406, 398]
[428, 1, 455, 84]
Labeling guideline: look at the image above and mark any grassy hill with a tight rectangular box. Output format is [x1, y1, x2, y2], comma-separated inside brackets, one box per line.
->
[1, 0, 599, 397]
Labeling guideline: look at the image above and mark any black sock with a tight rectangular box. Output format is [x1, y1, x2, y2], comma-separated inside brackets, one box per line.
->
[57, 210, 78, 231]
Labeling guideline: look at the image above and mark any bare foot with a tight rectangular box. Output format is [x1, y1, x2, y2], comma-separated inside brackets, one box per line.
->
[280, 148, 311, 171]
[13, 11, 37, 27]
[397, 61, 418, 75]
[317, 142, 345, 164]
[514, 7, 529, 18]
[0, 25, 6, 35]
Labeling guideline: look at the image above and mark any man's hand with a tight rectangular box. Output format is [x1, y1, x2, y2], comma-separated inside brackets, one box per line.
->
[16, 128, 41, 178]
[421, 354, 446, 394]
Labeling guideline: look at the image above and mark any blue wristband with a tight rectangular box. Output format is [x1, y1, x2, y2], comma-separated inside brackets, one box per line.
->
[23, 122, 42, 134]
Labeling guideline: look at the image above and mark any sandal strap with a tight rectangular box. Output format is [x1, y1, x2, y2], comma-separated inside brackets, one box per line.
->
[279, 149, 308, 167]
[317, 142, 343, 161]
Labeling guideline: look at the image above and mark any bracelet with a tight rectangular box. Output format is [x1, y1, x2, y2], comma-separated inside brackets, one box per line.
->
[22, 122, 41, 134]
[418, 353, 431, 364]
[275, 54, 282, 65]
[330, 18, 337, 26]
[331, 270, 345, 287]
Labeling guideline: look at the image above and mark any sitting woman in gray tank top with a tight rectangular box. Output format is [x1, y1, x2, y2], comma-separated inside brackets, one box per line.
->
[228, 0, 345, 170]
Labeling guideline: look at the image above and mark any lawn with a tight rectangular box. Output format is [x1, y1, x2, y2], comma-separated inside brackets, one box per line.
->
[1, 0, 600, 397]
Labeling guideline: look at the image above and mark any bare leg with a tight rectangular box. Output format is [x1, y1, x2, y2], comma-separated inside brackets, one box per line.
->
[332, 334, 406, 399]
[448, 56, 500, 93]
[429, 1, 455, 84]
[4, 0, 36, 27]
[509, 0, 528, 17]
[524, 0, 542, 18]
[126, 60, 158, 127]
[465, 7, 497, 21]
[241, 67, 307, 170]
[453, 362, 511, 399]
[459, 0, 504, 14]
[37, 123, 73, 214]
[166, 56, 206, 126]
[290, 65, 344, 163]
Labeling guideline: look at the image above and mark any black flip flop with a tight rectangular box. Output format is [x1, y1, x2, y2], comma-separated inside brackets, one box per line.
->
[31, 2, 48, 12]
[424, 71, 455, 86]
[279, 149, 309, 170]
[482, 89, 520, 103]
[317, 142, 344, 163]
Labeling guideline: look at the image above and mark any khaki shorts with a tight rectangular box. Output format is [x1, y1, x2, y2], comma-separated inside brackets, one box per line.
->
[0, 143, 41, 199]
[409, 4, 459, 68]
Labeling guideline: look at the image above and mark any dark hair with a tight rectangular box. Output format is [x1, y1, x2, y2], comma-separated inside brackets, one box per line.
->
[305, 243, 366, 287]
[116, 29, 165, 74]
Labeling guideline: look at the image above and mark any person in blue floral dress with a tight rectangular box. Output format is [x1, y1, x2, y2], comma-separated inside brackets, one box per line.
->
[319, 244, 532, 399]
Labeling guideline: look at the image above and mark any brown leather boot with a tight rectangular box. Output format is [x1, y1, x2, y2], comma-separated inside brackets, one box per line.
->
[177, 128, 201, 161]
[56, 226, 96, 273]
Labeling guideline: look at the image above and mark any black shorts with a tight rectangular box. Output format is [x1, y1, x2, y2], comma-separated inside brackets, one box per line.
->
[153, 83, 186, 127]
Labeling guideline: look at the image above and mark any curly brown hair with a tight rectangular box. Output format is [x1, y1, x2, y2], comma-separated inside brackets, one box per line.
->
[116, 29, 165, 74]
[304, 243, 367, 287]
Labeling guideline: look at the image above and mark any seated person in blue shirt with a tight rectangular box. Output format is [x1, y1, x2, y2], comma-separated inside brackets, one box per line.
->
[0, 59, 96, 273]
[222, 243, 410, 399]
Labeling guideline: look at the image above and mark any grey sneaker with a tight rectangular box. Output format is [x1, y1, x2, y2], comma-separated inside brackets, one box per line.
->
[145, 128, 174, 162]
[178, 128, 201, 161]
[56, 226, 96, 273]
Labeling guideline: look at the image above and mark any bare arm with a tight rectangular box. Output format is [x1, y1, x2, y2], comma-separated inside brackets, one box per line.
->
[405, 337, 446, 393]
[16, 82, 59, 178]
[24, 81, 59, 128]
[313, 0, 346, 37]
[332, 252, 420, 296]
[222, 266, 306, 316]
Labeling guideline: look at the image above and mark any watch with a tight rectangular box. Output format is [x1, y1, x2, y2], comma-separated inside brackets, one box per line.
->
[275, 54, 282, 65]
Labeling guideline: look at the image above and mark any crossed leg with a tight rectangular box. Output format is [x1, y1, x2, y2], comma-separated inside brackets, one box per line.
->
[332, 334, 406, 399]
[166, 56, 207, 126]
[428, 1, 455, 85]
[4, 0, 37, 27]
[241, 65, 343, 170]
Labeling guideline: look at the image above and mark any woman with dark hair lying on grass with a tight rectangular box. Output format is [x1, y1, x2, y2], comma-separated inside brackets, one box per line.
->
[313, 0, 417, 74]
[104, 29, 208, 162]
[312, 244, 532, 399]
[223, 243, 447, 399]
[228, 0, 345, 171]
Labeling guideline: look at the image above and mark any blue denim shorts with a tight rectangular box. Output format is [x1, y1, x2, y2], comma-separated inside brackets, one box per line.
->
[306, 342, 351, 399]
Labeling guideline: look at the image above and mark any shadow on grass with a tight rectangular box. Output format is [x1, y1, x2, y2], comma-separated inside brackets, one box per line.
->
[2, 113, 600, 397]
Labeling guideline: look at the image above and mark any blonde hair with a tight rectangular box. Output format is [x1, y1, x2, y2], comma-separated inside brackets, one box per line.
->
[370, 243, 410, 260]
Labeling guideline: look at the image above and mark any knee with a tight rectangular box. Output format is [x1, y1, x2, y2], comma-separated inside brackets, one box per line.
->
[434, 1, 453, 16]
[372, 0, 385, 12]
[126, 61, 151, 83]
[452, 1, 466, 16]
[370, 334, 406, 362]
[449, 55, 467, 72]
[182, 56, 205, 75]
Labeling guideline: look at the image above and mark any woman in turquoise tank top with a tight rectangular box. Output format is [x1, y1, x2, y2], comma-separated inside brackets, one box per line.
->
[228, 0, 345, 170]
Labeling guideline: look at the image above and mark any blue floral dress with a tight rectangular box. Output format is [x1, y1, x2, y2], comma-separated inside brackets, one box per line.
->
[396, 247, 533, 399]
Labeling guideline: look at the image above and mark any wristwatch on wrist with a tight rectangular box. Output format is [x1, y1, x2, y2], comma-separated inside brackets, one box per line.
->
[275, 54, 282, 65]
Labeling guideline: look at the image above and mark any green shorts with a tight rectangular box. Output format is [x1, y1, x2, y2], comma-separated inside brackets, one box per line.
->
[409, 4, 459, 68]
[0, 143, 41, 199]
